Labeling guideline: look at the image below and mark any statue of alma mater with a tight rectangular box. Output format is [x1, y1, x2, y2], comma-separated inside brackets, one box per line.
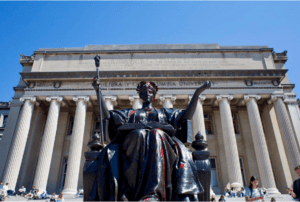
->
[86, 79, 211, 201]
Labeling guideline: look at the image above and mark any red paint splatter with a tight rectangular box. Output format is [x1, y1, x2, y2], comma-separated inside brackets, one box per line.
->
[160, 135, 166, 201]
[130, 110, 136, 116]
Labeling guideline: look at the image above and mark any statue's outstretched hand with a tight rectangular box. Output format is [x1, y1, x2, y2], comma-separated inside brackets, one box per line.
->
[204, 81, 211, 89]
[93, 76, 101, 92]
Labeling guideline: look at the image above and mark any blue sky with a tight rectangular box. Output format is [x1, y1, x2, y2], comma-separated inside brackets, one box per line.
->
[0, 2, 300, 101]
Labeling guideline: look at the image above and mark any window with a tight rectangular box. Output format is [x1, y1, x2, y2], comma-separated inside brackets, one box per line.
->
[239, 157, 246, 187]
[61, 157, 68, 188]
[209, 158, 218, 187]
[67, 116, 74, 136]
[232, 113, 240, 134]
[3, 115, 8, 128]
[204, 114, 214, 135]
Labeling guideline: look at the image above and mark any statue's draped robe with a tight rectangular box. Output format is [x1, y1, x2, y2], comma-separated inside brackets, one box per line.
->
[91, 108, 203, 201]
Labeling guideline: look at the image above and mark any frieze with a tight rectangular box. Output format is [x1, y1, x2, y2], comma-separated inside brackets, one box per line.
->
[30, 79, 278, 91]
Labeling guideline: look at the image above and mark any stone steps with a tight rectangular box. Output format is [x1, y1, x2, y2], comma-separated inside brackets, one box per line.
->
[4, 194, 296, 201]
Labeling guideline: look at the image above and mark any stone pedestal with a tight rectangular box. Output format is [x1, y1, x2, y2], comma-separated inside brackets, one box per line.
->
[192, 132, 211, 201]
[83, 151, 101, 201]
[63, 96, 89, 195]
[216, 95, 243, 188]
[245, 95, 280, 194]
[33, 97, 63, 194]
[2, 97, 38, 190]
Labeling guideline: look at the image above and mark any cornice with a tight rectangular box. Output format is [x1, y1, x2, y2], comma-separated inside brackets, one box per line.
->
[20, 69, 288, 84]
[33, 48, 273, 55]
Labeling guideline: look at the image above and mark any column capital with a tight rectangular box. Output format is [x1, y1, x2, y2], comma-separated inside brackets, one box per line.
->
[129, 95, 141, 105]
[284, 95, 298, 105]
[242, 95, 261, 105]
[188, 95, 206, 104]
[73, 96, 90, 102]
[73, 96, 91, 106]
[215, 95, 233, 105]
[46, 96, 63, 102]
[159, 95, 176, 105]
[20, 96, 39, 106]
[104, 96, 118, 107]
[267, 94, 285, 104]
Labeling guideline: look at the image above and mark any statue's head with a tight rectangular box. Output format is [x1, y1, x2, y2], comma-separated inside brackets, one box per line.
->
[136, 81, 158, 103]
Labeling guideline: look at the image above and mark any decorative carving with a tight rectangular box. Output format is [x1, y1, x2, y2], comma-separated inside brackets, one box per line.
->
[267, 94, 285, 104]
[27, 82, 36, 89]
[244, 79, 253, 86]
[272, 79, 280, 86]
[159, 95, 176, 105]
[53, 82, 62, 88]
[272, 50, 288, 64]
[19, 96, 39, 106]
[46, 96, 63, 102]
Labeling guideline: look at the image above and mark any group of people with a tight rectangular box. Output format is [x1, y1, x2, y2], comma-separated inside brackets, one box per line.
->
[0, 183, 84, 201]
[210, 165, 300, 202]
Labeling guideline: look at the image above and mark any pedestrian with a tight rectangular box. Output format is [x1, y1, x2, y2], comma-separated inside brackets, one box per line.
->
[219, 195, 226, 201]
[15, 185, 26, 196]
[239, 187, 245, 197]
[50, 192, 57, 202]
[245, 176, 265, 201]
[56, 192, 64, 202]
[270, 197, 276, 201]
[224, 186, 231, 197]
[40, 191, 47, 199]
[286, 165, 300, 200]
[261, 185, 267, 195]
[231, 187, 236, 197]
[210, 195, 216, 202]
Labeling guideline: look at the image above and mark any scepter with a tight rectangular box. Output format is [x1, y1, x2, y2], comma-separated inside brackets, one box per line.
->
[93, 55, 105, 146]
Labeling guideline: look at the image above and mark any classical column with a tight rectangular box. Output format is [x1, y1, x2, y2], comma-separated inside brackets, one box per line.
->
[160, 95, 176, 108]
[244, 95, 280, 194]
[285, 99, 300, 150]
[104, 96, 117, 110]
[33, 97, 63, 194]
[216, 95, 243, 187]
[129, 96, 142, 109]
[2, 96, 38, 190]
[268, 95, 300, 180]
[63, 96, 89, 195]
[189, 95, 206, 140]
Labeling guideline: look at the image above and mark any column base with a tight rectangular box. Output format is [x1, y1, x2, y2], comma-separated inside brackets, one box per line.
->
[62, 189, 77, 195]
[230, 182, 242, 188]
[267, 188, 281, 195]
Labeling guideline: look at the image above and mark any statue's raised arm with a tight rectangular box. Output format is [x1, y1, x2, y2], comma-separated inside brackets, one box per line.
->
[179, 81, 211, 121]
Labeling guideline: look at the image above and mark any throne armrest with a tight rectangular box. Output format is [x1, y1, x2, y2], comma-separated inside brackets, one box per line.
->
[176, 119, 193, 147]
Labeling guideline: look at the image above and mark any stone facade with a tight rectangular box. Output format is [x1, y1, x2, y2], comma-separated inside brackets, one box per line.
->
[0, 44, 299, 195]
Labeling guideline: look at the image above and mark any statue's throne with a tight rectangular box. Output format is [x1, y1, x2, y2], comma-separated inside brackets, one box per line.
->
[83, 120, 211, 201]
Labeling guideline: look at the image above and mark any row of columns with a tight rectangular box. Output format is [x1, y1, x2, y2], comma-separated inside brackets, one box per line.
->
[1, 94, 299, 195]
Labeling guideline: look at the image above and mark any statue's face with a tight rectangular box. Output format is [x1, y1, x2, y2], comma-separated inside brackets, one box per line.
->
[139, 84, 156, 103]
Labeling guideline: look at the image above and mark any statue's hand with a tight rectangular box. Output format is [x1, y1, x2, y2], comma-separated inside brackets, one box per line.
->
[204, 81, 211, 89]
[93, 76, 100, 92]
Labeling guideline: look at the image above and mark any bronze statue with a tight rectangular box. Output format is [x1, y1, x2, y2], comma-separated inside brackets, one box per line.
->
[84, 55, 211, 201]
